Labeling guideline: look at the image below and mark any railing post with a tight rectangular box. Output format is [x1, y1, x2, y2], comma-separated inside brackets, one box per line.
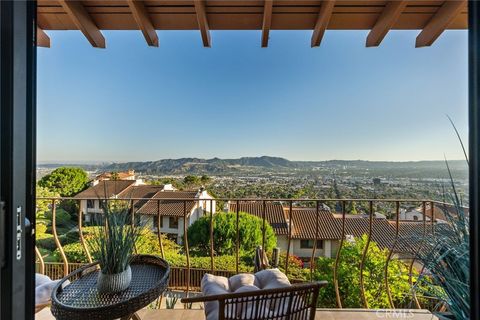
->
[183, 200, 190, 300]
[333, 200, 345, 308]
[210, 199, 214, 273]
[262, 200, 266, 258]
[309, 200, 319, 281]
[285, 200, 293, 276]
[157, 200, 164, 259]
[35, 246, 45, 275]
[359, 200, 373, 309]
[51, 199, 68, 277]
[78, 200, 92, 263]
[235, 200, 240, 274]
[385, 201, 400, 308]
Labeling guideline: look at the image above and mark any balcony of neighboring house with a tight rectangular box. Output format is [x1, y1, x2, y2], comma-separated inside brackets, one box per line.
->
[34, 196, 464, 320]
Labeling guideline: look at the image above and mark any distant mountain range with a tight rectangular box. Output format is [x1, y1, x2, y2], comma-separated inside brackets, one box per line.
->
[98, 156, 468, 179]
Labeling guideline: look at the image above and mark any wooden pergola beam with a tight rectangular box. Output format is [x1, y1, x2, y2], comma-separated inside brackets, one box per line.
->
[127, 0, 158, 47]
[261, 0, 273, 47]
[37, 26, 50, 48]
[59, 0, 105, 48]
[366, 1, 407, 47]
[311, 0, 335, 47]
[194, 0, 211, 47]
[416, 0, 466, 47]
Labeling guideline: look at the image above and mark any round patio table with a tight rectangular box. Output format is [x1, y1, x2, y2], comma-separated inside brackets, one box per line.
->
[51, 255, 170, 320]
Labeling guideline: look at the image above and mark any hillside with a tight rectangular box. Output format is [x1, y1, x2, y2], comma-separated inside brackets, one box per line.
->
[102, 156, 468, 179]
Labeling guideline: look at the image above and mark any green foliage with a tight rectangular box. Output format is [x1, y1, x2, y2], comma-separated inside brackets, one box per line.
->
[314, 235, 414, 309]
[44, 208, 72, 227]
[38, 167, 89, 197]
[414, 160, 470, 318]
[187, 212, 277, 256]
[36, 186, 59, 216]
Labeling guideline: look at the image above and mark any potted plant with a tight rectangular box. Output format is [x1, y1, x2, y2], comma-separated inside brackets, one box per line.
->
[89, 201, 140, 294]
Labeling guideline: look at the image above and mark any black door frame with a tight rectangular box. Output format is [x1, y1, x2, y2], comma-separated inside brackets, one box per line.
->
[0, 1, 478, 319]
[0, 1, 37, 320]
[469, 1, 480, 319]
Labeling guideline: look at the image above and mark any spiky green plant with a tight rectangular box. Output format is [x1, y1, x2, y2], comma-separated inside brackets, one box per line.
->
[89, 203, 141, 275]
[414, 117, 470, 319]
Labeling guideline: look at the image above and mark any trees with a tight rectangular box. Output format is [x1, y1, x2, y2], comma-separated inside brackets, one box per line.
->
[187, 212, 277, 256]
[38, 167, 89, 197]
[314, 235, 416, 308]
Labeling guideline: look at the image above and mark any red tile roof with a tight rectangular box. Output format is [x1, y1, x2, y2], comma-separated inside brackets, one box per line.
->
[74, 180, 135, 199]
[286, 208, 342, 240]
[135, 191, 198, 217]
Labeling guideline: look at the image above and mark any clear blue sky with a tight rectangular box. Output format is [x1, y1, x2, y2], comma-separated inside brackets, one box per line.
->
[37, 29, 468, 163]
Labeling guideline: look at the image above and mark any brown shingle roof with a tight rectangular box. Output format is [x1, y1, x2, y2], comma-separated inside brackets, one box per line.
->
[229, 202, 289, 235]
[333, 214, 398, 250]
[135, 191, 198, 217]
[74, 180, 135, 199]
[285, 208, 341, 240]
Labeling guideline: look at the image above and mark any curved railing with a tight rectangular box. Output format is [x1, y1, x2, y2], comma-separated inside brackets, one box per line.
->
[34, 196, 459, 310]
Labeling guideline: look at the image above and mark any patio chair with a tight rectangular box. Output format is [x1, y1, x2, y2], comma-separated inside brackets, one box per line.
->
[181, 281, 327, 320]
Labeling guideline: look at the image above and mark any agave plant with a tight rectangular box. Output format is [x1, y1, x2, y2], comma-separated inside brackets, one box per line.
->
[414, 117, 470, 319]
[89, 201, 141, 275]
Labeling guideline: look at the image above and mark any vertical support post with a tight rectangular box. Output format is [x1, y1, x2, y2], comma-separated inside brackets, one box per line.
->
[183, 200, 190, 299]
[359, 201, 373, 309]
[285, 201, 293, 276]
[78, 200, 92, 263]
[262, 200, 266, 257]
[235, 200, 239, 274]
[310, 200, 319, 281]
[157, 200, 164, 259]
[51, 200, 68, 277]
[0, 1, 37, 318]
[333, 200, 346, 308]
[210, 199, 214, 273]
[469, 3, 480, 318]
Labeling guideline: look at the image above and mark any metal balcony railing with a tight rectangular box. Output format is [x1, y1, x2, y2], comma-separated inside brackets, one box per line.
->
[34, 197, 462, 310]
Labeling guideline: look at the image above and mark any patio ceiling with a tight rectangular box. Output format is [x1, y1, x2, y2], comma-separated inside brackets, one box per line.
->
[37, 0, 468, 48]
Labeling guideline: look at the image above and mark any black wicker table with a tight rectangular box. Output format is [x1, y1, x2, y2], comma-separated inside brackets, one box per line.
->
[51, 255, 170, 320]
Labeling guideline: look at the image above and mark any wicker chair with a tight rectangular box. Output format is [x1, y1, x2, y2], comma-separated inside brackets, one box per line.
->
[181, 281, 327, 320]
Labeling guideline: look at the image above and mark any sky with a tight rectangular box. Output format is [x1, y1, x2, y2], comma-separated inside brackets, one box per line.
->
[37, 29, 468, 163]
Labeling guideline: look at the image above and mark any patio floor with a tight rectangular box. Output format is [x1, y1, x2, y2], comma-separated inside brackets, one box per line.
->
[36, 307, 439, 320]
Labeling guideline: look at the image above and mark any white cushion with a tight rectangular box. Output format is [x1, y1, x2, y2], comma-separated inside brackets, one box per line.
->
[200, 269, 293, 320]
[229, 273, 255, 292]
[35, 276, 70, 306]
[201, 274, 230, 320]
[254, 268, 291, 290]
[35, 273, 52, 288]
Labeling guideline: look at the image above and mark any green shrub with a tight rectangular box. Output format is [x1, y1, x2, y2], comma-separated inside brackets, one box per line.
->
[187, 212, 277, 256]
[313, 235, 415, 308]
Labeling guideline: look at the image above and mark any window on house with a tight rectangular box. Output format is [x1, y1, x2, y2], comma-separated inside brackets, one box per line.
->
[300, 239, 324, 249]
[154, 216, 164, 229]
[169, 217, 179, 229]
[87, 200, 94, 209]
[413, 216, 419, 221]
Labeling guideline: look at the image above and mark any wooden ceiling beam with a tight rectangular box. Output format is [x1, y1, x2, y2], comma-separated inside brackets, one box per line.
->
[194, 0, 211, 47]
[366, 1, 407, 47]
[261, 0, 273, 47]
[37, 26, 50, 48]
[311, 0, 335, 47]
[127, 0, 158, 47]
[59, 0, 105, 48]
[416, 0, 466, 47]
